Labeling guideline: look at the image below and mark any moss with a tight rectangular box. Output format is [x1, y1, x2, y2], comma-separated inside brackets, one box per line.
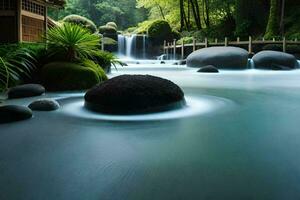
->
[41, 62, 107, 91]
[98, 25, 117, 35]
[148, 20, 172, 39]
[106, 22, 117, 29]
[63, 15, 97, 33]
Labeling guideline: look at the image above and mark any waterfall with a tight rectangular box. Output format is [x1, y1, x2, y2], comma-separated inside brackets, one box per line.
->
[117, 34, 148, 59]
[117, 35, 126, 56]
[125, 34, 136, 58]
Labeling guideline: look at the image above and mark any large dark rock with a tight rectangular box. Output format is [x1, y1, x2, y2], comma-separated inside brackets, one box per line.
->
[187, 47, 249, 69]
[28, 99, 60, 111]
[252, 51, 299, 70]
[84, 75, 185, 114]
[8, 84, 45, 99]
[198, 65, 219, 73]
[0, 105, 32, 123]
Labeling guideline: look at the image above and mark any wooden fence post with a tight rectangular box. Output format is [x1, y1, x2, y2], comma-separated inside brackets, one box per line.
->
[205, 38, 208, 48]
[181, 40, 184, 60]
[166, 43, 169, 59]
[101, 35, 104, 51]
[173, 39, 176, 59]
[237, 37, 240, 43]
[193, 38, 196, 52]
[224, 37, 228, 46]
[215, 38, 218, 44]
[248, 36, 252, 53]
[283, 37, 286, 53]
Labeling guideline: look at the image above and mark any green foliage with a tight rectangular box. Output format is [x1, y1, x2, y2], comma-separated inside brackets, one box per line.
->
[48, 0, 147, 29]
[0, 44, 39, 92]
[148, 20, 172, 38]
[106, 22, 118, 29]
[63, 14, 97, 33]
[91, 50, 123, 72]
[46, 23, 101, 62]
[98, 25, 117, 35]
[41, 61, 107, 91]
[176, 37, 194, 45]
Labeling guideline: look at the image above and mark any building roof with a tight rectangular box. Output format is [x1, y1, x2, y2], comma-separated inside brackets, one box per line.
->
[36, 0, 66, 8]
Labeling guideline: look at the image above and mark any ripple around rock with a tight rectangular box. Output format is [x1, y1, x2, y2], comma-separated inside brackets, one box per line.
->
[84, 75, 186, 114]
[28, 99, 60, 111]
[0, 105, 32, 123]
[252, 50, 299, 70]
[8, 84, 45, 99]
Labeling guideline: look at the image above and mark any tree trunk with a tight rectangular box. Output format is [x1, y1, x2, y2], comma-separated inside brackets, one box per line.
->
[265, 0, 280, 38]
[189, 0, 202, 30]
[180, 0, 185, 31]
[157, 4, 165, 20]
[279, 0, 285, 34]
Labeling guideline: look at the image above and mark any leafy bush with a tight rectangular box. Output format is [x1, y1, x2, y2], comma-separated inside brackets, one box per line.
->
[0, 44, 39, 92]
[106, 22, 117, 29]
[176, 37, 194, 45]
[63, 14, 97, 33]
[91, 50, 123, 73]
[46, 23, 101, 62]
[41, 61, 107, 91]
[148, 20, 172, 39]
[98, 25, 117, 35]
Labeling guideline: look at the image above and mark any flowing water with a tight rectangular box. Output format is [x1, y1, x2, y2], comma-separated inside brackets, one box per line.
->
[118, 34, 148, 59]
[1, 61, 300, 199]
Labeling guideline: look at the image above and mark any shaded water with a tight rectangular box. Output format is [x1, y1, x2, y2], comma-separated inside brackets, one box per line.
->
[1, 62, 300, 199]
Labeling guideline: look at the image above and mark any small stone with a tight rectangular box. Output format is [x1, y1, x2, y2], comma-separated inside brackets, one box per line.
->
[28, 99, 60, 111]
[0, 105, 32, 123]
[198, 65, 219, 73]
[8, 84, 45, 99]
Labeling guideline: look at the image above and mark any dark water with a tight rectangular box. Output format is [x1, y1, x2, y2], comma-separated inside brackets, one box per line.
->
[1, 63, 300, 200]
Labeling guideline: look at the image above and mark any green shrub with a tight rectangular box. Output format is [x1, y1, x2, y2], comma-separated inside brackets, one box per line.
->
[176, 37, 194, 45]
[106, 22, 117, 29]
[63, 15, 97, 33]
[91, 50, 123, 73]
[41, 61, 107, 91]
[98, 25, 117, 35]
[0, 44, 40, 91]
[46, 23, 101, 62]
[148, 20, 172, 39]
[171, 30, 181, 41]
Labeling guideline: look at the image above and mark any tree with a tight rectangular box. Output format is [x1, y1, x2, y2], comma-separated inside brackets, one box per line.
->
[265, 0, 280, 38]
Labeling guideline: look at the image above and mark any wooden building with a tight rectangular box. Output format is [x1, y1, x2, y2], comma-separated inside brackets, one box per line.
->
[0, 0, 64, 43]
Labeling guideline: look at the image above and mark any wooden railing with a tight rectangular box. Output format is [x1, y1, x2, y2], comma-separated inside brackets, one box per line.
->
[163, 36, 300, 59]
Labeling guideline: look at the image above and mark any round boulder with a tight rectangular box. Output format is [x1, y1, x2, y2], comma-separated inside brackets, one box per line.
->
[187, 47, 249, 69]
[84, 75, 185, 114]
[198, 65, 219, 73]
[0, 105, 32, 123]
[28, 99, 60, 111]
[252, 51, 299, 70]
[8, 84, 45, 99]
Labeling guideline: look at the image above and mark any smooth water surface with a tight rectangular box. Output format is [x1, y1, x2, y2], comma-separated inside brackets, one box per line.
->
[1, 62, 300, 200]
